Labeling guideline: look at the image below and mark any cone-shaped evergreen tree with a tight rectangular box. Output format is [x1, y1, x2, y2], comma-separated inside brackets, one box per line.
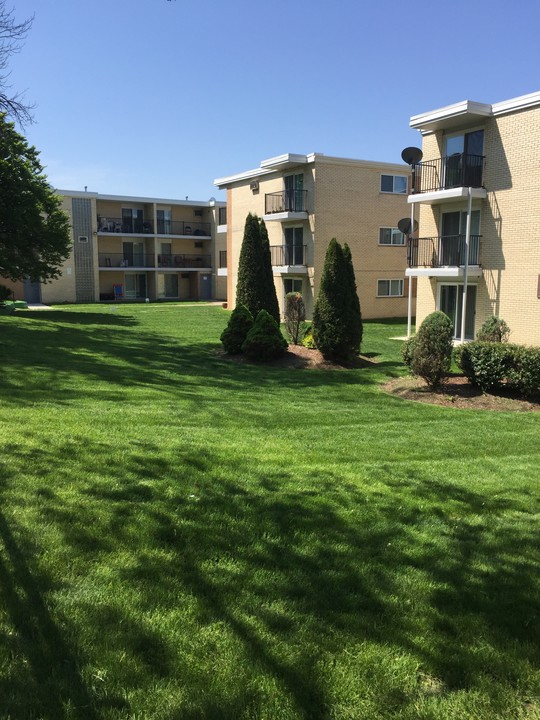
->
[241, 309, 288, 360]
[236, 213, 263, 318]
[259, 218, 280, 324]
[312, 238, 358, 361]
[342, 243, 363, 352]
[236, 213, 280, 323]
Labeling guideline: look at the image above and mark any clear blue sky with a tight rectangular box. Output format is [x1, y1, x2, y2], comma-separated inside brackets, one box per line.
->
[7, 0, 540, 201]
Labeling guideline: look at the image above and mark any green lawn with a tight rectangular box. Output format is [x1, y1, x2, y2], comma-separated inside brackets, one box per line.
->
[0, 304, 539, 720]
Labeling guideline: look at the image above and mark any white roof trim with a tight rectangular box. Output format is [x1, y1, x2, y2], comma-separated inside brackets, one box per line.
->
[492, 90, 540, 116]
[57, 189, 223, 207]
[410, 100, 492, 131]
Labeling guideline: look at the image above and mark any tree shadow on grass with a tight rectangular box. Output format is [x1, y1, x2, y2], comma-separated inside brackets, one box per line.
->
[2, 438, 539, 718]
[0, 314, 384, 408]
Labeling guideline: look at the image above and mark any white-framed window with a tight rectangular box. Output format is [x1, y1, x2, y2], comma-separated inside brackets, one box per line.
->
[377, 279, 404, 297]
[379, 227, 405, 246]
[380, 174, 408, 194]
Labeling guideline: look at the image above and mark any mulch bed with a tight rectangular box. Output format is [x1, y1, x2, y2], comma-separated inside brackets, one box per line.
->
[218, 345, 539, 412]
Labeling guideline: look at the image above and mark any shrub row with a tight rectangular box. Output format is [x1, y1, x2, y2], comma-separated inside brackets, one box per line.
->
[456, 342, 540, 398]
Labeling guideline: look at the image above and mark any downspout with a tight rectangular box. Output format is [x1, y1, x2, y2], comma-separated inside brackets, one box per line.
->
[459, 187, 472, 343]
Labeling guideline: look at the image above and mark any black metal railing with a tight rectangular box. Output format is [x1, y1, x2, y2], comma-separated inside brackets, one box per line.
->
[219, 250, 227, 268]
[270, 244, 307, 266]
[99, 253, 155, 268]
[97, 217, 154, 234]
[156, 219, 211, 236]
[407, 235, 481, 268]
[265, 190, 307, 214]
[157, 253, 211, 268]
[412, 153, 485, 194]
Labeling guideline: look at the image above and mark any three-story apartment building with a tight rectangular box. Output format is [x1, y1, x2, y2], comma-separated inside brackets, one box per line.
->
[4, 190, 227, 304]
[406, 91, 540, 345]
[215, 153, 414, 320]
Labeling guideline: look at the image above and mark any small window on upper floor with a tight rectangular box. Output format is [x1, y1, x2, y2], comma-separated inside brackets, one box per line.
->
[380, 174, 408, 194]
[218, 207, 227, 225]
[379, 227, 405, 246]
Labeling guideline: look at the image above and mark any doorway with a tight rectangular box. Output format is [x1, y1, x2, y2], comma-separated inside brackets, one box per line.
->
[439, 284, 476, 339]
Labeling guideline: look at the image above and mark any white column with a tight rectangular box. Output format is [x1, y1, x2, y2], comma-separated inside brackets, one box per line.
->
[407, 203, 414, 338]
[459, 188, 472, 343]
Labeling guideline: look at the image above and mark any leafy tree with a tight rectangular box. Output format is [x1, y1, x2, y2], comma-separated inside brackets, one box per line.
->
[312, 238, 359, 361]
[0, 2, 34, 125]
[236, 213, 279, 323]
[0, 113, 71, 282]
[241, 309, 287, 360]
[284, 292, 306, 345]
[342, 243, 363, 352]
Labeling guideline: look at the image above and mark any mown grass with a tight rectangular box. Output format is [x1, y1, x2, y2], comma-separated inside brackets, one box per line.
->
[0, 304, 539, 719]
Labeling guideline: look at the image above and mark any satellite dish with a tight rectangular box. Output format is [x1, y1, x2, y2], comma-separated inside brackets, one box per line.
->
[401, 147, 423, 166]
[398, 218, 418, 235]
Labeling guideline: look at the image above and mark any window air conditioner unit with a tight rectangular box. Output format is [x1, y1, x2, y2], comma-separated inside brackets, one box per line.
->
[250, 180, 259, 191]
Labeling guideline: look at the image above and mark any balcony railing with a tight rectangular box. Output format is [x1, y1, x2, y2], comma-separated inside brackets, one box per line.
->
[98, 217, 154, 234]
[219, 250, 227, 268]
[412, 153, 485, 194]
[156, 219, 211, 236]
[265, 189, 307, 214]
[97, 217, 211, 236]
[99, 253, 155, 268]
[270, 244, 307, 266]
[407, 235, 481, 268]
[157, 253, 211, 268]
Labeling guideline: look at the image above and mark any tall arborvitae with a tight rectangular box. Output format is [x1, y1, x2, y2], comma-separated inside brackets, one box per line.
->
[259, 218, 280, 324]
[342, 243, 363, 352]
[236, 213, 264, 318]
[312, 238, 358, 361]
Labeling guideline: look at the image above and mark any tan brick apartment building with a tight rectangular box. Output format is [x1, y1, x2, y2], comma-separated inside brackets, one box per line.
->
[3, 190, 227, 304]
[215, 153, 415, 320]
[406, 90, 540, 345]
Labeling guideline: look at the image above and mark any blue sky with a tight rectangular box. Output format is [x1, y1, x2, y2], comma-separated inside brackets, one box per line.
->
[7, 0, 540, 200]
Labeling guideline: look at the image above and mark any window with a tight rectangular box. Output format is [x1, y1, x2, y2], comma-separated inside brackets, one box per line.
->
[157, 209, 172, 234]
[218, 206, 227, 225]
[284, 227, 304, 265]
[380, 174, 408, 194]
[379, 227, 405, 246]
[284, 278, 303, 295]
[377, 279, 404, 297]
[284, 174, 305, 211]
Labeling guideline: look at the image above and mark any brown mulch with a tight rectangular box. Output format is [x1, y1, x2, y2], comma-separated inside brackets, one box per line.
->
[382, 375, 540, 412]
[218, 345, 539, 412]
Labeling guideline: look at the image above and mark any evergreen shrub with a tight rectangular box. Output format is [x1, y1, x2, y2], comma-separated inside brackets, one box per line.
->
[407, 311, 453, 389]
[241, 310, 288, 360]
[220, 304, 253, 354]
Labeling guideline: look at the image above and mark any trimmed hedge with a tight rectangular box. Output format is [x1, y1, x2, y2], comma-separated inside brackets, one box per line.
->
[457, 341, 540, 398]
[404, 311, 454, 389]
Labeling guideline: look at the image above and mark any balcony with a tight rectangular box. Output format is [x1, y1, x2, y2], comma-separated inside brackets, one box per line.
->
[409, 153, 487, 204]
[157, 253, 211, 268]
[264, 190, 308, 221]
[99, 253, 155, 268]
[98, 217, 154, 234]
[97, 217, 211, 236]
[270, 244, 307, 268]
[156, 219, 211, 236]
[407, 235, 482, 278]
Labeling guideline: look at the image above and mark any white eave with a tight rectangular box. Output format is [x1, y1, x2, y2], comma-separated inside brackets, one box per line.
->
[408, 187, 487, 205]
[410, 91, 540, 135]
[57, 189, 220, 207]
[406, 267, 483, 279]
[410, 100, 492, 134]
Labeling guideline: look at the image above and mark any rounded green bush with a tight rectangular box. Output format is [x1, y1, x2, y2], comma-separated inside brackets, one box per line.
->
[409, 311, 454, 389]
[476, 316, 510, 343]
[241, 309, 288, 360]
[220, 304, 253, 354]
